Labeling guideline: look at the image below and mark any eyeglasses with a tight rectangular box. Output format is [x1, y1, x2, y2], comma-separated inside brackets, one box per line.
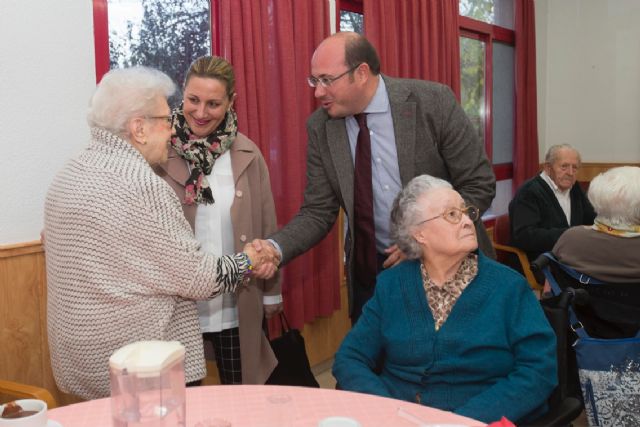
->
[307, 64, 360, 88]
[145, 115, 174, 127]
[417, 205, 480, 226]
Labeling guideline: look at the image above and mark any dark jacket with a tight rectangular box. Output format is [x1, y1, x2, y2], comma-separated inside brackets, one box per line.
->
[509, 175, 596, 261]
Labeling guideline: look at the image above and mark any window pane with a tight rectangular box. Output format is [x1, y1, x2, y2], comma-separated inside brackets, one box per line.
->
[340, 11, 364, 33]
[459, 0, 513, 29]
[492, 42, 514, 164]
[460, 36, 486, 147]
[108, 0, 211, 105]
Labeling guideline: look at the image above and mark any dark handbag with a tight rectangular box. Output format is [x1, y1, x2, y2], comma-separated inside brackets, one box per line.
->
[264, 313, 319, 387]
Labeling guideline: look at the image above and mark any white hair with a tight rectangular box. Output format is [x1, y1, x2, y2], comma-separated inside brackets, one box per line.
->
[390, 175, 453, 259]
[544, 144, 581, 165]
[87, 66, 176, 137]
[588, 166, 640, 228]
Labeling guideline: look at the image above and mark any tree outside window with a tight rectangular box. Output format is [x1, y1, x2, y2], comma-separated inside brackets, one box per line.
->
[460, 36, 486, 146]
[340, 11, 363, 33]
[108, 0, 211, 105]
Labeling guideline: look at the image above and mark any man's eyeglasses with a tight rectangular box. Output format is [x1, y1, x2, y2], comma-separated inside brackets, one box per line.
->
[145, 115, 174, 127]
[307, 64, 360, 88]
[417, 205, 480, 226]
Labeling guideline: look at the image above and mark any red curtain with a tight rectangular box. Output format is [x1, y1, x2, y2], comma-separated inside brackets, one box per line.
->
[513, 0, 539, 190]
[363, 0, 461, 96]
[217, 0, 340, 329]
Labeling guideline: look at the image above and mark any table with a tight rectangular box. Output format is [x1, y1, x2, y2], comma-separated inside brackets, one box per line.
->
[48, 385, 485, 427]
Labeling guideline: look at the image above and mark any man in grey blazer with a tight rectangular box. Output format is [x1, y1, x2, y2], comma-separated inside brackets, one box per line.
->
[256, 32, 495, 323]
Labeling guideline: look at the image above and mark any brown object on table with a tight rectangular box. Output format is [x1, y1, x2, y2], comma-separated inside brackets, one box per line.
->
[1, 401, 38, 419]
[2, 401, 20, 418]
[1, 401, 22, 418]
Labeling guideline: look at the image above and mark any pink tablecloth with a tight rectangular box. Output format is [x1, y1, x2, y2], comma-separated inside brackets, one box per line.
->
[48, 385, 485, 427]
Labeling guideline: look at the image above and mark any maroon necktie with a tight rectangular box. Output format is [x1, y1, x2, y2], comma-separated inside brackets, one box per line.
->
[353, 113, 377, 288]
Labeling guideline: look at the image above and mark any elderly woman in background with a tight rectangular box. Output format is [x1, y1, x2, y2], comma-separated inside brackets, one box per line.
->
[553, 166, 640, 281]
[333, 175, 557, 424]
[154, 55, 281, 385]
[44, 66, 275, 400]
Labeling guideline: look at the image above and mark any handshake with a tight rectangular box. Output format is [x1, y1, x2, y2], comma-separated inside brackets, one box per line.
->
[242, 239, 281, 280]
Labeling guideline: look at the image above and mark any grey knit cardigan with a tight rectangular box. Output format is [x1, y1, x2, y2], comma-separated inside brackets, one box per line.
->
[44, 128, 248, 399]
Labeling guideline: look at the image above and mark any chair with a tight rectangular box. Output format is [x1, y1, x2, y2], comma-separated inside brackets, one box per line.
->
[532, 253, 640, 340]
[490, 214, 542, 291]
[530, 253, 640, 427]
[0, 380, 57, 409]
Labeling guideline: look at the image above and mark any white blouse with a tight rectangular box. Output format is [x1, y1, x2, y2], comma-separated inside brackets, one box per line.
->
[195, 151, 238, 333]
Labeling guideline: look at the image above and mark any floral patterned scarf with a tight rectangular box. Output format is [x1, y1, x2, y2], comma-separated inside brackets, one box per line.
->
[592, 218, 640, 238]
[170, 103, 238, 205]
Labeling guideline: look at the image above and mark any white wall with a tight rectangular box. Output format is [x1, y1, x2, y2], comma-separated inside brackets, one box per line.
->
[536, 0, 640, 162]
[0, 1, 96, 244]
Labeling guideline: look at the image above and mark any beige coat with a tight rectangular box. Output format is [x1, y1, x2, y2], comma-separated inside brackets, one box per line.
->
[154, 132, 279, 384]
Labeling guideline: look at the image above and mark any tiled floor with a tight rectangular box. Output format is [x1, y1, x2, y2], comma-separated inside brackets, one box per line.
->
[312, 358, 590, 426]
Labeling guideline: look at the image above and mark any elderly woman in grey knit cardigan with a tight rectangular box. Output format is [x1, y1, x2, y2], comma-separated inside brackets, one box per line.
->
[43, 66, 279, 400]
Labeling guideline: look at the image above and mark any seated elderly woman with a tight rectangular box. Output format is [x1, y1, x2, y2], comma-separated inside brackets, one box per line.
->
[43, 66, 277, 400]
[333, 175, 557, 424]
[553, 166, 640, 281]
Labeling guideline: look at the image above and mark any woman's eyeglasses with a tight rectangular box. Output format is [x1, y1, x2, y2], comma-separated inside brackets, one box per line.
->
[145, 115, 174, 127]
[417, 205, 480, 225]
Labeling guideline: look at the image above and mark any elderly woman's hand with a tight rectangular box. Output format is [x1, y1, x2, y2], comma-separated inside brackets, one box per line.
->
[243, 242, 280, 276]
[247, 239, 282, 279]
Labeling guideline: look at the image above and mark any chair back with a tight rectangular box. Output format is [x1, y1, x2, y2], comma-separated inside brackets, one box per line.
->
[540, 255, 640, 339]
[490, 215, 541, 291]
[0, 380, 57, 409]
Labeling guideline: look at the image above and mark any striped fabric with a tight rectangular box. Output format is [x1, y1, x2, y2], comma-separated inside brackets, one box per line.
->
[44, 128, 249, 399]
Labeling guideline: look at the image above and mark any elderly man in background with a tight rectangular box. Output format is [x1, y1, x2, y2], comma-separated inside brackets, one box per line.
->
[44, 67, 275, 400]
[509, 144, 596, 263]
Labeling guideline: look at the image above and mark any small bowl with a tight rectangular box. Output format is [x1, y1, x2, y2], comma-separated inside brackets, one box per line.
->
[0, 399, 48, 427]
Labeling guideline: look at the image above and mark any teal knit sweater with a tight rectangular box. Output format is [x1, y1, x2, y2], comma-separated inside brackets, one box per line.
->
[333, 252, 557, 424]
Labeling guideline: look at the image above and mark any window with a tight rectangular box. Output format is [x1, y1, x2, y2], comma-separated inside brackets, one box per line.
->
[340, 0, 363, 33]
[459, 0, 515, 218]
[460, 35, 486, 147]
[95, 0, 211, 105]
[460, 0, 514, 29]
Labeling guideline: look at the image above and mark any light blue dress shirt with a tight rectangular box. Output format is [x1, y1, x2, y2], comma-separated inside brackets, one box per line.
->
[345, 76, 402, 252]
[269, 76, 402, 257]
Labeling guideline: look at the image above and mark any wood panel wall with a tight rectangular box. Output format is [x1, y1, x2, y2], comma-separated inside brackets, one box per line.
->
[0, 242, 80, 406]
[1, 239, 349, 405]
[576, 162, 640, 182]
